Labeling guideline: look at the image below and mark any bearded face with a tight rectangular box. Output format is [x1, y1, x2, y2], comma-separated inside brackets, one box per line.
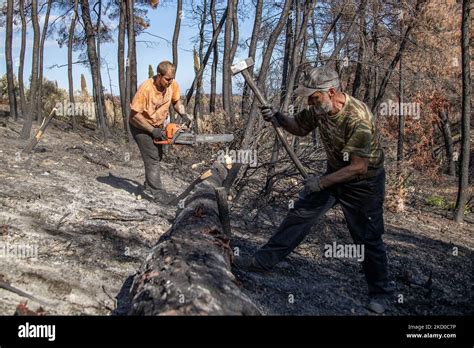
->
[308, 91, 333, 115]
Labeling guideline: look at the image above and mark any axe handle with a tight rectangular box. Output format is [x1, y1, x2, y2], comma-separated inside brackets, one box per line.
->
[240, 69, 309, 179]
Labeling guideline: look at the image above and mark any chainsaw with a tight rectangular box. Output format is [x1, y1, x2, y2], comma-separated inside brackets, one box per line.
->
[153, 123, 234, 146]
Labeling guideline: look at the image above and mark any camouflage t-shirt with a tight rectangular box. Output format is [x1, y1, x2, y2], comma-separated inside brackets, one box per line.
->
[294, 94, 384, 170]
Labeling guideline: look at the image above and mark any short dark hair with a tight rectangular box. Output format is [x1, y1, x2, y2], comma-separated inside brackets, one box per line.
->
[157, 61, 176, 76]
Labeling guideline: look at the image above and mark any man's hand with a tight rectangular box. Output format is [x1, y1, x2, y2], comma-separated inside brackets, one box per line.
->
[152, 127, 166, 141]
[260, 106, 275, 122]
[304, 175, 323, 195]
[181, 113, 193, 128]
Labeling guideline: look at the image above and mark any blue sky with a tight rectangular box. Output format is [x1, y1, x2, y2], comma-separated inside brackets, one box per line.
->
[0, 0, 255, 96]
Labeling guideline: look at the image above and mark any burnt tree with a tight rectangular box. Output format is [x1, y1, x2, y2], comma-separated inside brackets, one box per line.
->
[125, 162, 260, 315]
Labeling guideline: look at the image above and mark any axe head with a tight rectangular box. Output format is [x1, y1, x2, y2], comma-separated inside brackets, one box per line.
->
[231, 57, 255, 75]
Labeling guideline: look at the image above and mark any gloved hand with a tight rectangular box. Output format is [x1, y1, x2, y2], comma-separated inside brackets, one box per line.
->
[151, 127, 166, 141]
[180, 113, 193, 127]
[304, 175, 323, 195]
[259, 106, 275, 122]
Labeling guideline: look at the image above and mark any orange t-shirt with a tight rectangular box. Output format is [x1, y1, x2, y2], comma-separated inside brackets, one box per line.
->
[130, 78, 181, 127]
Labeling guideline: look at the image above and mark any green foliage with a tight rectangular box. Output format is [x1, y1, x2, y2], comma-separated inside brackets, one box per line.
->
[39, 77, 68, 116]
[426, 194, 447, 208]
[0, 74, 19, 102]
[425, 194, 470, 214]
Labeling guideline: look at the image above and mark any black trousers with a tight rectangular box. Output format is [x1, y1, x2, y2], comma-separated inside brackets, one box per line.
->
[130, 124, 164, 195]
[254, 169, 392, 296]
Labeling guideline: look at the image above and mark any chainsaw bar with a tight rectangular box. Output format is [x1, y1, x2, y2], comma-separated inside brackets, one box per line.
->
[173, 133, 234, 145]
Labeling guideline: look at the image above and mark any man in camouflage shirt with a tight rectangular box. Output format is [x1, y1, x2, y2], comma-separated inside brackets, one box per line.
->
[233, 66, 393, 313]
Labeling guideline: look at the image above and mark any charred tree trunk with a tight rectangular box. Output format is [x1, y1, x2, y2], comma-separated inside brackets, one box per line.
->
[118, 0, 130, 138]
[185, 7, 228, 107]
[170, 0, 183, 123]
[372, 0, 424, 113]
[194, 0, 208, 128]
[279, 1, 294, 110]
[5, 0, 18, 121]
[80, 0, 108, 141]
[352, 6, 366, 99]
[454, 0, 471, 223]
[126, 0, 137, 102]
[241, 0, 262, 117]
[124, 162, 260, 315]
[68, 0, 79, 130]
[36, 0, 53, 124]
[96, 0, 108, 129]
[281, 0, 316, 113]
[225, 0, 293, 190]
[18, 0, 27, 118]
[172, 0, 182, 69]
[222, 0, 235, 118]
[229, 0, 239, 63]
[21, 0, 40, 139]
[209, 0, 219, 114]
[438, 110, 456, 176]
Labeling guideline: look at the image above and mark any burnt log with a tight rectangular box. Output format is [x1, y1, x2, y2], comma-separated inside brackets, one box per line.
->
[126, 162, 260, 315]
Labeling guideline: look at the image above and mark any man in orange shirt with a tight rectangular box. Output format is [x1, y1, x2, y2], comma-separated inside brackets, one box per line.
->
[129, 60, 192, 203]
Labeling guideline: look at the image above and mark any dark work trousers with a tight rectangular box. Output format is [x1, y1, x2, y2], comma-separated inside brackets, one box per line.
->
[130, 124, 164, 195]
[254, 169, 392, 296]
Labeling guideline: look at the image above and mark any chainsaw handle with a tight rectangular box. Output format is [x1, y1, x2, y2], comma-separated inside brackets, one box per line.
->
[154, 138, 170, 145]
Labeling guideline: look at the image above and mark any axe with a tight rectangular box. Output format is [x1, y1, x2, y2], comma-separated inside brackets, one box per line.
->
[231, 57, 308, 178]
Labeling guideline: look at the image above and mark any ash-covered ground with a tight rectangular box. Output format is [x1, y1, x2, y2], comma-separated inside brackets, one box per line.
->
[0, 117, 472, 315]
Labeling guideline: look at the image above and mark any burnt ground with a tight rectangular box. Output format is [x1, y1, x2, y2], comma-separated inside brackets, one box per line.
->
[0, 116, 472, 316]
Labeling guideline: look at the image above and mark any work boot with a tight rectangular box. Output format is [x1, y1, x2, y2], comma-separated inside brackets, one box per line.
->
[154, 190, 178, 205]
[367, 294, 390, 314]
[141, 188, 177, 205]
[232, 255, 268, 273]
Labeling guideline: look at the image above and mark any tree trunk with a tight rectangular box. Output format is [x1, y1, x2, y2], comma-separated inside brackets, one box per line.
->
[18, 0, 27, 118]
[126, 0, 137, 101]
[454, 0, 471, 223]
[21, 0, 40, 139]
[372, 0, 424, 113]
[225, 0, 293, 190]
[5, 0, 18, 121]
[96, 0, 108, 129]
[222, 0, 235, 118]
[80, 0, 108, 141]
[105, 60, 118, 127]
[194, 0, 208, 129]
[122, 162, 260, 315]
[279, 1, 294, 109]
[352, 7, 366, 99]
[281, 0, 316, 113]
[241, 0, 263, 117]
[209, 0, 219, 114]
[438, 110, 456, 176]
[185, 7, 228, 107]
[172, 0, 182, 69]
[68, 0, 79, 130]
[328, 0, 366, 66]
[229, 0, 239, 62]
[36, 0, 53, 124]
[397, 19, 404, 177]
[118, 0, 129, 137]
